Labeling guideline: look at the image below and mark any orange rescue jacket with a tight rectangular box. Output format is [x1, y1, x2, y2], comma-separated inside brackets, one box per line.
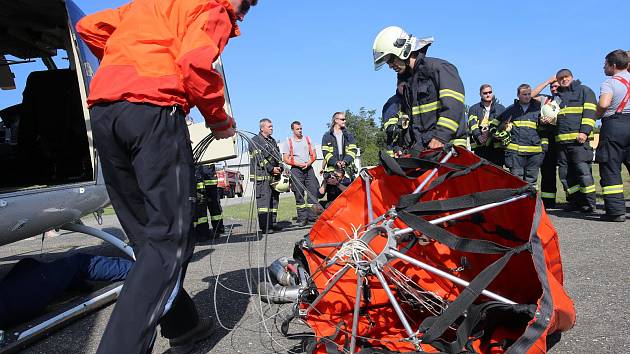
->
[76, 0, 239, 131]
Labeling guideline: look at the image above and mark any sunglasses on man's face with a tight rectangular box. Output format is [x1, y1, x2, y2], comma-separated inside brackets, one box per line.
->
[482, 91, 493, 95]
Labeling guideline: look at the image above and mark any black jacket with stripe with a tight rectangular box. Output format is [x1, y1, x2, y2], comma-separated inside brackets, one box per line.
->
[397, 55, 467, 149]
[467, 99, 506, 148]
[496, 99, 543, 155]
[321, 128, 357, 173]
[249, 133, 280, 181]
[554, 80, 597, 144]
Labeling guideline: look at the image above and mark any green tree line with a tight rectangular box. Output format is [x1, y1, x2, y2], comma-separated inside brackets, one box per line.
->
[342, 107, 386, 167]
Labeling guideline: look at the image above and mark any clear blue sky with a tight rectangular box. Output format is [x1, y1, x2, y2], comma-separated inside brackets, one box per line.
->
[5, 1, 630, 143]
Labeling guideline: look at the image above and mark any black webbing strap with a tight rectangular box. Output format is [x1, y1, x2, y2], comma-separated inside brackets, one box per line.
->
[418, 242, 531, 346]
[401, 186, 534, 215]
[397, 211, 517, 254]
[396, 157, 467, 172]
[429, 301, 536, 353]
[356, 347, 447, 354]
[306, 321, 346, 354]
[397, 160, 486, 209]
[379, 150, 467, 179]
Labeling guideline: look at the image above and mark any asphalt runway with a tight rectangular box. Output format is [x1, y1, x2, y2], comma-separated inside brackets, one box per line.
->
[1, 203, 628, 354]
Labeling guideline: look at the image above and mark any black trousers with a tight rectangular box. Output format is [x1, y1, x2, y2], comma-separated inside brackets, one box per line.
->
[91, 101, 198, 354]
[557, 142, 596, 208]
[596, 115, 630, 216]
[504, 151, 543, 185]
[194, 176, 211, 239]
[473, 145, 504, 167]
[205, 183, 224, 231]
[256, 178, 279, 231]
[290, 166, 319, 222]
[540, 140, 558, 205]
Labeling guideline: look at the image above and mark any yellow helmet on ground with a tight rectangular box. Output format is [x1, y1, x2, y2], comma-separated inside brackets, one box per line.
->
[372, 26, 434, 70]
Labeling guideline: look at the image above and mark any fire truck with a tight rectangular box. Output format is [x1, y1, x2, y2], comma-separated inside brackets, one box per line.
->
[217, 168, 244, 198]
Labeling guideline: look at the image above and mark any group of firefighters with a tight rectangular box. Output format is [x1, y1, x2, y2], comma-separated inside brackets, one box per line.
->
[376, 26, 629, 223]
[73, 0, 629, 350]
[247, 113, 357, 233]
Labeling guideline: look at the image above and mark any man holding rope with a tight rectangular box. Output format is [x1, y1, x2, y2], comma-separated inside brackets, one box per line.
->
[76, 0, 257, 353]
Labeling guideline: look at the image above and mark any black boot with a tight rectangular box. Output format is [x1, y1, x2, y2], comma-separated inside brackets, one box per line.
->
[258, 213, 273, 233]
[169, 317, 215, 354]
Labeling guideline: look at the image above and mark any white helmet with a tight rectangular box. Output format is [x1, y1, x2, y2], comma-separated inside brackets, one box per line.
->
[540, 100, 560, 125]
[372, 26, 434, 71]
[271, 174, 290, 193]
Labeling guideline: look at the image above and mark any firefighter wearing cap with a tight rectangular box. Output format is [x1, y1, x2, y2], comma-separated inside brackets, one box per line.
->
[200, 163, 225, 235]
[494, 84, 544, 185]
[281, 121, 319, 226]
[468, 84, 506, 166]
[595, 50, 630, 222]
[372, 26, 467, 152]
[554, 69, 597, 212]
[249, 118, 281, 233]
[75, 1, 258, 352]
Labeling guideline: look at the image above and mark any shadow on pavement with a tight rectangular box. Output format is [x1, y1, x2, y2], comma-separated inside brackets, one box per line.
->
[174, 267, 264, 354]
[545, 209, 602, 221]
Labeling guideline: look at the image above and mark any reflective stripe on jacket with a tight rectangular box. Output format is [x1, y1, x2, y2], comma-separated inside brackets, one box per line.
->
[76, 0, 239, 131]
[555, 80, 597, 143]
[467, 100, 505, 149]
[249, 133, 279, 178]
[398, 56, 467, 148]
[382, 94, 408, 156]
[497, 99, 543, 154]
[321, 129, 357, 172]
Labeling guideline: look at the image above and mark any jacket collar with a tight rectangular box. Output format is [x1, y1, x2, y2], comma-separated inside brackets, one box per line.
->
[478, 98, 496, 111]
[328, 127, 346, 135]
[512, 99, 539, 113]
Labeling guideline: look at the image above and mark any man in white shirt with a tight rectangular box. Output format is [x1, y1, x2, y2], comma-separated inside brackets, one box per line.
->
[281, 121, 319, 226]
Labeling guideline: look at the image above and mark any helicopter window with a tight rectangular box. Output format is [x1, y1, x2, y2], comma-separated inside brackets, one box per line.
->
[1, 27, 93, 192]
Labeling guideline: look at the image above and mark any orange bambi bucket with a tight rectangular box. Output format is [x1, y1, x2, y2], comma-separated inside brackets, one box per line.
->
[296, 147, 575, 354]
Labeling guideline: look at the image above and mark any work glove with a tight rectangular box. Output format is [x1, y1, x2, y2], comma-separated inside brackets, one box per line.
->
[493, 129, 511, 147]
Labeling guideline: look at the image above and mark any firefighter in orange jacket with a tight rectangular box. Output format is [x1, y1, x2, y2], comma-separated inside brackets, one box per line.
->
[76, 1, 258, 353]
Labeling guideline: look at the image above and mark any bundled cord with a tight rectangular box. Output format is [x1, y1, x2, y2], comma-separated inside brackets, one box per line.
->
[192, 132, 215, 164]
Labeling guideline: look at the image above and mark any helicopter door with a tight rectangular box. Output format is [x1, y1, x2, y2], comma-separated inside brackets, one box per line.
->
[0, 0, 95, 193]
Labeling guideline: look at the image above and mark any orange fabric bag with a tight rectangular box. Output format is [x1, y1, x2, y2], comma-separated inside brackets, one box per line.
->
[297, 147, 575, 354]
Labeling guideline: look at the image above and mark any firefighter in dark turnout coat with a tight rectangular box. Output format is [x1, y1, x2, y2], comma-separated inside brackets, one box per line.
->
[321, 112, 358, 177]
[532, 76, 562, 208]
[382, 93, 407, 157]
[200, 163, 224, 235]
[554, 69, 597, 212]
[249, 118, 282, 233]
[193, 165, 211, 240]
[468, 84, 506, 166]
[494, 84, 544, 185]
[372, 26, 466, 152]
